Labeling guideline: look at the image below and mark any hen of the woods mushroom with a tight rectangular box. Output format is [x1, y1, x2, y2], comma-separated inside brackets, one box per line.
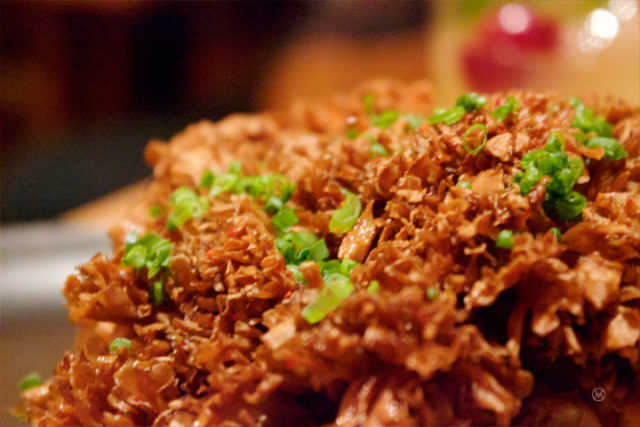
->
[17, 80, 640, 426]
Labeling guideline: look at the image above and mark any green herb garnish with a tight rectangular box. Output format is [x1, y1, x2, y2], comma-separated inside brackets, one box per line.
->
[346, 126, 359, 140]
[166, 187, 209, 231]
[496, 230, 514, 249]
[515, 132, 587, 221]
[272, 207, 298, 231]
[367, 280, 380, 295]
[428, 92, 487, 125]
[367, 135, 389, 158]
[492, 95, 518, 122]
[427, 287, 439, 300]
[122, 231, 172, 278]
[329, 189, 362, 234]
[428, 106, 466, 125]
[200, 170, 215, 189]
[462, 123, 488, 155]
[570, 98, 612, 137]
[549, 227, 562, 242]
[301, 273, 354, 324]
[363, 94, 399, 129]
[19, 373, 42, 391]
[456, 181, 472, 189]
[406, 114, 426, 130]
[584, 137, 627, 161]
[456, 92, 487, 112]
[109, 337, 133, 354]
[149, 205, 162, 218]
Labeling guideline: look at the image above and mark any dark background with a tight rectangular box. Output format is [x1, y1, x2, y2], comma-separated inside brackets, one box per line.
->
[0, 1, 427, 222]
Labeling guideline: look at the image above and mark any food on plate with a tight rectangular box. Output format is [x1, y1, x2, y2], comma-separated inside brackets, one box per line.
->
[17, 80, 640, 425]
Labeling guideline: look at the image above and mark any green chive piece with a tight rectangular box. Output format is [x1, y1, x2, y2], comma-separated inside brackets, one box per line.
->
[122, 231, 172, 278]
[585, 137, 627, 161]
[372, 110, 399, 129]
[546, 190, 587, 221]
[109, 337, 133, 354]
[570, 98, 613, 137]
[200, 170, 215, 189]
[286, 264, 306, 284]
[462, 123, 488, 155]
[272, 207, 298, 231]
[149, 205, 162, 218]
[340, 258, 358, 275]
[346, 126, 359, 140]
[302, 273, 354, 324]
[329, 189, 362, 234]
[428, 105, 466, 125]
[19, 372, 42, 391]
[364, 94, 375, 117]
[367, 280, 380, 295]
[492, 95, 518, 122]
[308, 239, 330, 262]
[166, 187, 209, 231]
[228, 161, 242, 175]
[152, 280, 164, 305]
[456, 181, 471, 189]
[496, 230, 514, 249]
[550, 227, 562, 242]
[367, 135, 389, 158]
[456, 92, 487, 112]
[427, 287, 439, 300]
[406, 114, 426, 131]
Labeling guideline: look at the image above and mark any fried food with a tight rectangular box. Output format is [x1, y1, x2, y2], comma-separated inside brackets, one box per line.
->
[18, 80, 640, 426]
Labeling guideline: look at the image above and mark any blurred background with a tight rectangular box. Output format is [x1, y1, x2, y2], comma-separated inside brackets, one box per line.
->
[1, 0, 638, 423]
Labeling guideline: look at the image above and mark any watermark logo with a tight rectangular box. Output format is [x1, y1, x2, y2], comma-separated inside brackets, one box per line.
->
[592, 387, 606, 402]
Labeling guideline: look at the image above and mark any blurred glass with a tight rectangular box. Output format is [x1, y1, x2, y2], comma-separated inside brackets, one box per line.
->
[430, 0, 639, 104]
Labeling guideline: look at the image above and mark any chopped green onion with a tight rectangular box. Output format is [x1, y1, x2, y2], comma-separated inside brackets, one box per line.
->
[228, 161, 242, 175]
[272, 207, 298, 231]
[286, 264, 306, 283]
[367, 280, 380, 295]
[427, 287, 439, 300]
[151, 280, 164, 305]
[462, 123, 488, 155]
[406, 114, 426, 131]
[149, 205, 162, 218]
[367, 135, 389, 158]
[19, 373, 42, 391]
[109, 337, 133, 354]
[320, 260, 341, 276]
[546, 190, 587, 221]
[301, 273, 354, 324]
[308, 239, 330, 262]
[122, 231, 172, 278]
[456, 181, 471, 189]
[492, 95, 518, 122]
[428, 105, 466, 125]
[364, 94, 375, 117]
[496, 230, 514, 249]
[585, 137, 627, 161]
[166, 187, 209, 231]
[340, 258, 358, 275]
[329, 189, 362, 234]
[346, 126, 359, 140]
[570, 98, 612, 137]
[549, 227, 562, 242]
[200, 170, 215, 189]
[264, 196, 284, 214]
[372, 110, 399, 129]
[456, 92, 487, 112]
[515, 132, 587, 221]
